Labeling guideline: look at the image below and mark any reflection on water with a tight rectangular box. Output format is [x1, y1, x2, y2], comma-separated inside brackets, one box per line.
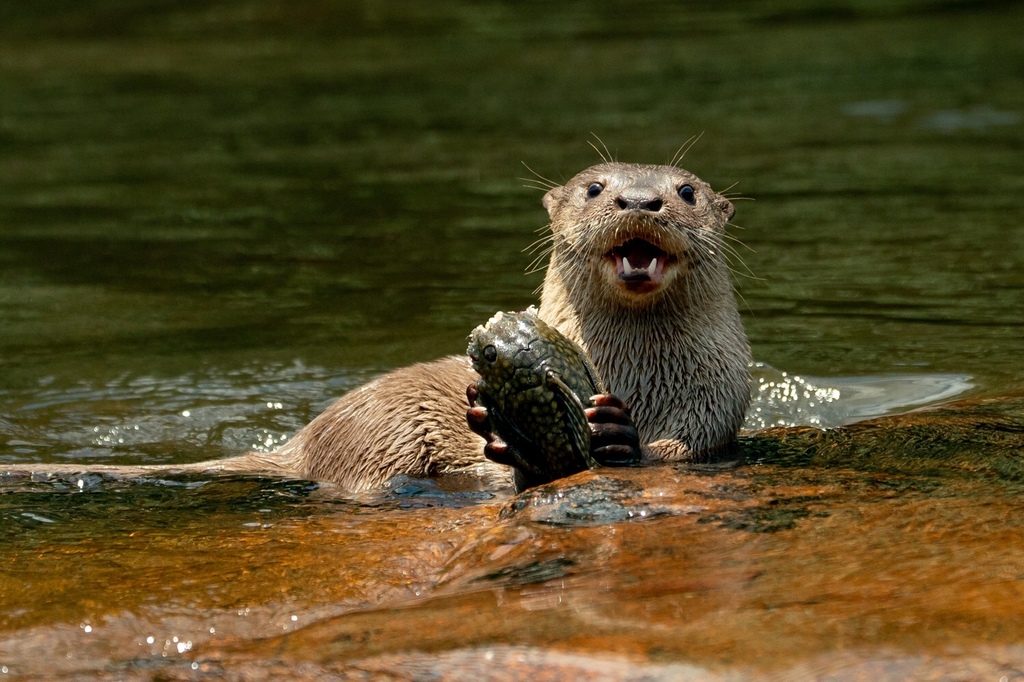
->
[746, 362, 973, 429]
[921, 106, 1022, 133]
[0, 361, 977, 471]
[841, 99, 1022, 132]
[0, 362, 363, 466]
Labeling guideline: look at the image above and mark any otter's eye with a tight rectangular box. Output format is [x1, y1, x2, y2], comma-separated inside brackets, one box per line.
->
[678, 184, 696, 205]
[483, 345, 497, 363]
[586, 182, 604, 199]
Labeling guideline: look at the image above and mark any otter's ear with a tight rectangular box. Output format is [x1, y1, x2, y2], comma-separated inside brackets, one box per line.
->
[715, 196, 735, 221]
[542, 186, 564, 218]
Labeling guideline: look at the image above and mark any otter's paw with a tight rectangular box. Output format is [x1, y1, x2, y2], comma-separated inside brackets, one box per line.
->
[585, 393, 642, 466]
[466, 385, 523, 468]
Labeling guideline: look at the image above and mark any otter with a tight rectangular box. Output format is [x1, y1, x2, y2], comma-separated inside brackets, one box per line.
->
[267, 161, 750, 489]
[3, 162, 751, 491]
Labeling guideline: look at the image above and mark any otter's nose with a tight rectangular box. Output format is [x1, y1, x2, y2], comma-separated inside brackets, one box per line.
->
[615, 195, 663, 212]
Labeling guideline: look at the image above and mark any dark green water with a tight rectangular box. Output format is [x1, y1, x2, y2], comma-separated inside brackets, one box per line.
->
[2, 2, 1022, 462]
[1, 1, 1023, 678]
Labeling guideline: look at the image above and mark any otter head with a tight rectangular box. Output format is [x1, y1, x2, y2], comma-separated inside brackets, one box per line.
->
[542, 162, 735, 310]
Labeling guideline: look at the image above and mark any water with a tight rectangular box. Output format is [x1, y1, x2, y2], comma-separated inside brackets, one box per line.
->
[1, 1, 1023, 678]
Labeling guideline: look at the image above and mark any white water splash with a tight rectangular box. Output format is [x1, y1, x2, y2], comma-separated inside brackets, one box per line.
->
[744, 362, 974, 430]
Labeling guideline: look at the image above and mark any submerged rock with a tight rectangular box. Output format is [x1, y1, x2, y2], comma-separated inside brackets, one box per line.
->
[5, 394, 1024, 679]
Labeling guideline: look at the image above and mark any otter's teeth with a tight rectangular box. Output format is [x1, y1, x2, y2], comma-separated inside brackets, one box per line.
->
[647, 257, 658, 276]
[622, 256, 634, 276]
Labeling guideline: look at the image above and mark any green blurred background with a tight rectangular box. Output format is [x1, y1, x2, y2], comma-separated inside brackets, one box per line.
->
[1, 0, 1022, 462]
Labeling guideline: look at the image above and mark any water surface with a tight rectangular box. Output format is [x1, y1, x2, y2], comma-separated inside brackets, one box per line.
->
[1, 0, 1023, 678]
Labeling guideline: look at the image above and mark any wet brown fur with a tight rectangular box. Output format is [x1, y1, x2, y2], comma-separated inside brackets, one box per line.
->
[276, 356, 508, 489]
[537, 163, 751, 461]
[6, 163, 750, 490]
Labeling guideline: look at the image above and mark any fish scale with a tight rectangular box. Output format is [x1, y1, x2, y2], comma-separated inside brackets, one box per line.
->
[467, 308, 604, 491]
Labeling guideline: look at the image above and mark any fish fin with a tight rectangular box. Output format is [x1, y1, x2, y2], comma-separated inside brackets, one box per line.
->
[487, 407, 546, 476]
[580, 355, 605, 397]
[545, 372, 599, 470]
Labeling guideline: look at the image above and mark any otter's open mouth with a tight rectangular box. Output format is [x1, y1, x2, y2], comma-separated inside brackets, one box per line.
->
[607, 238, 673, 286]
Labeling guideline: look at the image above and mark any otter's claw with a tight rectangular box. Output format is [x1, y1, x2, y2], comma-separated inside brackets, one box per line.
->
[585, 393, 642, 465]
[466, 384, 522, 467]
[466, 385, 491, 436]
